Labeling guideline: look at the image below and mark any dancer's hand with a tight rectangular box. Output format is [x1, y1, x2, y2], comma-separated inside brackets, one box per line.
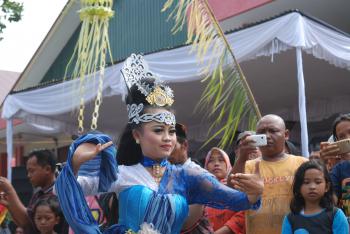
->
[229, 161, 264, 204]
[72, 141, 113, 174]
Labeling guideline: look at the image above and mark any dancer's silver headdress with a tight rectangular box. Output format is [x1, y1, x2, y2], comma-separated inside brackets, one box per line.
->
[121, 54, 175, 125]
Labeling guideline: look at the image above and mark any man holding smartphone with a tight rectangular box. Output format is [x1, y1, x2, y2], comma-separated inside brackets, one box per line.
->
[230, 114, 307, 234]
[234, 131, 262, 163]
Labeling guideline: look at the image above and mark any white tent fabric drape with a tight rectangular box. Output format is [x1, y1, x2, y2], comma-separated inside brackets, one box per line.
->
[2, 12, 350, 175]
[3, 12, 350, 121]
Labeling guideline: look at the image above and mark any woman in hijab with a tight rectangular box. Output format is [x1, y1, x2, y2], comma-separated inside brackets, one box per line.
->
[205, 147, 245, 234]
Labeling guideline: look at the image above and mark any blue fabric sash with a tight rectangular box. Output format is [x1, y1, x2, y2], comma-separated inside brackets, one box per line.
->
[142, 156, 168, 167]
[55, 133, 123, 233]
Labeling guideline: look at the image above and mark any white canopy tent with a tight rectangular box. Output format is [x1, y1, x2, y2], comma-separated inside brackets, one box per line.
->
[3, 11, 350, 181]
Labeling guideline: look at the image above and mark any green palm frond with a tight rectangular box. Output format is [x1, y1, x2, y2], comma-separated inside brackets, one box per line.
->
[163, 0, 261, 148]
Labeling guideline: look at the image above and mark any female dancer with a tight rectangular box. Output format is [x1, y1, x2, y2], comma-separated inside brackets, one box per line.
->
[55, 54, 263, 234]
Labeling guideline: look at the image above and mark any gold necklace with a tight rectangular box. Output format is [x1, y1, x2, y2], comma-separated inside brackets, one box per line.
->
[152, 164, 163, 184]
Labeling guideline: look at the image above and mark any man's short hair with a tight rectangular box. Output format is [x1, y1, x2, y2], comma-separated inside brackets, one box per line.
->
[28, 149, 56, 173]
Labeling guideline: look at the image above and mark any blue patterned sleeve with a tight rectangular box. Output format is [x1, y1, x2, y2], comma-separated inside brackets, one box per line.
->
[73, 137, 118, 195]
[55, 133, 118, 233]
[184, 168, 261, 211]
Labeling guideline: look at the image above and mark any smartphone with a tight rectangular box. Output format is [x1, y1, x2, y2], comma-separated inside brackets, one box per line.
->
[248, 134, 267, 147]
[332, 138, 350, 154]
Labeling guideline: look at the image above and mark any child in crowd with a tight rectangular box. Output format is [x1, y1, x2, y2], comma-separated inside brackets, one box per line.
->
[33, 197, 61, 234]
[281, 160, 348, 233]
[14, 227, 24, 234]
[205, 147, 245, 234]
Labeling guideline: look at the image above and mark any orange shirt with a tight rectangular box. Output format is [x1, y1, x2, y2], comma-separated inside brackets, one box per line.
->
[245, 154, 307, 234]
[205, 207, 245, 234]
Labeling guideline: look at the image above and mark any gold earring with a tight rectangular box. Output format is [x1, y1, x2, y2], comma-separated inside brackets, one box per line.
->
[136, 139, 139, 144]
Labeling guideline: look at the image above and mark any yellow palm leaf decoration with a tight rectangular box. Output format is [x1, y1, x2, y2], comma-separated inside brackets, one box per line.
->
[65, 0, 114, 133]
[162, 0, 262, 148]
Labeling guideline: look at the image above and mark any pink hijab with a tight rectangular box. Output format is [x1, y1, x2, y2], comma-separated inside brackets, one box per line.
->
[204, 147, 232, 180]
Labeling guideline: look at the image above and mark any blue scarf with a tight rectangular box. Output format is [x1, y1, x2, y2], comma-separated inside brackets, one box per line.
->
[55, 133, 126, 234]
[142, 156, 168, 167]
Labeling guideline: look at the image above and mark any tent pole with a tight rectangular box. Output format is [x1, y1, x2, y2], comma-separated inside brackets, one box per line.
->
[296, 48, 309, 157]
[6, 119, 13, 182]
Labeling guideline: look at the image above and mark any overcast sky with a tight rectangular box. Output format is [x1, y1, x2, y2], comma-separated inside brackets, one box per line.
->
[0, 0, 68, 72]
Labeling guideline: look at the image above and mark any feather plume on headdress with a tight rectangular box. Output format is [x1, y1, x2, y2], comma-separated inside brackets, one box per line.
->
[162, 0, 261, 148]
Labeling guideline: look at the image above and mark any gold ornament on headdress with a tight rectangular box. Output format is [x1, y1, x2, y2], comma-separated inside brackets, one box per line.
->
[146, 86, 174, 107]
[64, 0, 114, 133]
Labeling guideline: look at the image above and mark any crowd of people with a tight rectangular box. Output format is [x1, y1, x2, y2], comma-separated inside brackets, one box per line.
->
[0, 54, 349, 233]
